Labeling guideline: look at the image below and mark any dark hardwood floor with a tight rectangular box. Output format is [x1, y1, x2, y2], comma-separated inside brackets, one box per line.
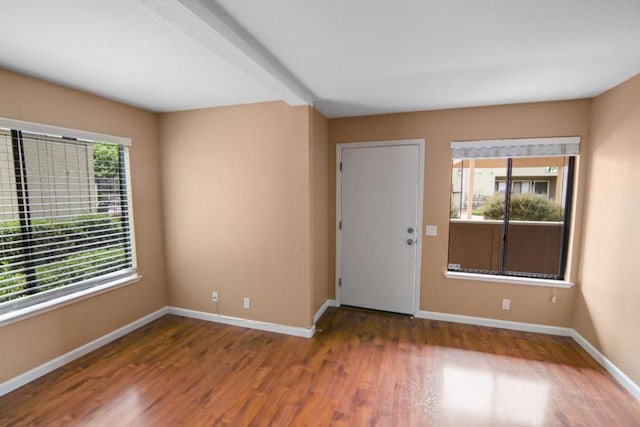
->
[1, 307, 639, 426]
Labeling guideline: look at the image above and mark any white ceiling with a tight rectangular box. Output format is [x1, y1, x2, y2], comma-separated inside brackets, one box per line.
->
[1, 0, 639, 118]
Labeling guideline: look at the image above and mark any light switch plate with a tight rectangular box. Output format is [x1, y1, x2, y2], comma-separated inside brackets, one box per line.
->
[425, 225, 438, 236]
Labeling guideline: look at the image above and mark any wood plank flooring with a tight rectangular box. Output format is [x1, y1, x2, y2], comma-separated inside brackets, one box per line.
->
[1, 307, 639, 426]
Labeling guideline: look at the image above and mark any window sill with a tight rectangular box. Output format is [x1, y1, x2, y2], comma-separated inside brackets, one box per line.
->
[0, 274, 141, 327]
[444, 271, 574, 288]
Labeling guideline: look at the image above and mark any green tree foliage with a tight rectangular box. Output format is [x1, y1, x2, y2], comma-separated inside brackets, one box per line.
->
[93, 143, 119, 178]
[483, 194, 563, 221]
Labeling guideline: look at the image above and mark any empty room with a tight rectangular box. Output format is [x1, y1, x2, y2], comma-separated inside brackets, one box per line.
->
[1, 0, 640, 425]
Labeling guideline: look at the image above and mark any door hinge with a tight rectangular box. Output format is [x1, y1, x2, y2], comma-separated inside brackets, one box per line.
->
[339, 278, 342, 287]
[339, 220, 342, 230]
[339, 161, 342, 172]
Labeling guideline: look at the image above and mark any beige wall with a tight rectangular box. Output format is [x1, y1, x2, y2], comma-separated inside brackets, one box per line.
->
[329, 100, 591, 326]
[310, 108, 331, 316]
[159, 102, 320, 328]
[0, 69, 168, 382]
[3, 64, 638, 391]
[573, 73, 640, 385]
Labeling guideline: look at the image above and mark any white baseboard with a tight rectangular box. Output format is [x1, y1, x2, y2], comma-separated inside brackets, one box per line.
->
[313, 299, 337, 324]
[415, 310, 573, 336]
[167, 307, 316, 339]
[0, 301, 333, 397]
[3, 303, 638, 403]
[0, 306, 168, 398]
[570, 330, 640, 401]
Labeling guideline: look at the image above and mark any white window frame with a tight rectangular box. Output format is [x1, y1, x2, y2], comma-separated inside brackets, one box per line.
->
[0, 118, 139, 326]
[447, 136, 579, 287]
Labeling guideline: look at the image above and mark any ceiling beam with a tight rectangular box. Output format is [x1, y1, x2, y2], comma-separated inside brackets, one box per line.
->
[171, 0, 315, 106]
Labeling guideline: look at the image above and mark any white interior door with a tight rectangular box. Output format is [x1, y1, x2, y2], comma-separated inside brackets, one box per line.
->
[338, 142, 422, 314]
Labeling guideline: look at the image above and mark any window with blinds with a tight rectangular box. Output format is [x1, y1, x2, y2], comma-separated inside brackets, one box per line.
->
[0, 120, 136, 316]
[448, 137, 579, 280]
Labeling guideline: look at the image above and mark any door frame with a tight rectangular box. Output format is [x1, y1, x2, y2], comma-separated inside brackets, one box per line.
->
[335, 139, 425, 314]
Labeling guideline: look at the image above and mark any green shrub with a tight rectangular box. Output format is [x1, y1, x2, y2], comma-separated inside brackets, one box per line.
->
[0, 214, 122, 257]
[36, 248, 125, 290]
[73, 214, 123, 250]
[0, 221, 22, 259]
[483, 194, 563, 221]
[0, 214, 126, 301]
[0, 262, 25, 298]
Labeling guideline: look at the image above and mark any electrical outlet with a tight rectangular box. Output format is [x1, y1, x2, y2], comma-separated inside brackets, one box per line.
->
[502, 298, 510, 310]
[212, 291, 218, 303]
[243, 297, 250, 309]
[551, 295, 557, 303]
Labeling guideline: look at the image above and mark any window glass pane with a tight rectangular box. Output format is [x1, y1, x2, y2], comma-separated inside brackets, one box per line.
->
[533, 181, 548, 196]
[512, 181, 522, 193]
[504, 157, 567, 277]
[448, 137, 577, 280]
[448, 158, 507, 273]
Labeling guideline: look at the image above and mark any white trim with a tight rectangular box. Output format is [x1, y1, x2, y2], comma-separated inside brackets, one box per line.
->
[0, 274, 141, 327]
[335, 139, 425, 315]
[0, 307, 167, 397]
[571, 330, 640, 401]
[167, 307, 316, 338]
[0, 117, 131, 146]
[0, 304, 323, 398]
[2, 304, 638, 402]
[335, 144, 342, 306]
[444, 271, 574, 289]
[414, 142, 425, 314]
[336, 139, 425, 149]
[313, 299, 337, 324]
[122, 145, 138, 271]
[415, 310, 573, 336]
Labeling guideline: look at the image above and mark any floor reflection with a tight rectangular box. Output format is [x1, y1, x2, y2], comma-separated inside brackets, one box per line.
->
[88, 386, 143, 425]
[443, 365, 550, 426]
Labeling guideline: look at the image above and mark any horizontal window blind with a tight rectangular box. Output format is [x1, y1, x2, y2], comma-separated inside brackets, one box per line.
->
[451, 137, 580, 159]
[0, 126, 134, 314]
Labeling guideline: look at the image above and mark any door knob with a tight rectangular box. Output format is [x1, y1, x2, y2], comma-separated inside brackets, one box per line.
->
[407, 239, 415, 246]
[407, 227, 414, 233]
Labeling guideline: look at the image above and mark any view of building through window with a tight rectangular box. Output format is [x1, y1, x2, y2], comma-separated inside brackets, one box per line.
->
[448, 156, 573, 279]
